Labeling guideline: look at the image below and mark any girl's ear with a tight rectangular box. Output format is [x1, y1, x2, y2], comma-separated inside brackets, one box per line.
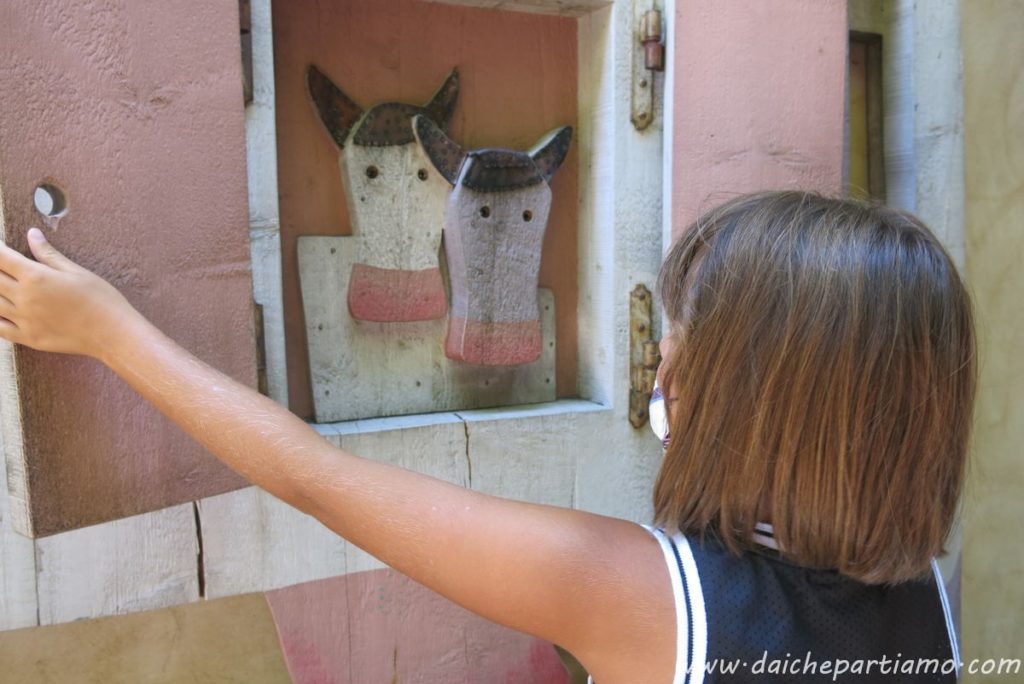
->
[413, 115, 465, 186]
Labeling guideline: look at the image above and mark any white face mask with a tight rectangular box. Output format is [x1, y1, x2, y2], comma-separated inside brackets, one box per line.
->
[649, 378, 671, 448]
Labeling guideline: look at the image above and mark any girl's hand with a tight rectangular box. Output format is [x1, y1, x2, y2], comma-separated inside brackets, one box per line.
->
[0, 227, 140, 359]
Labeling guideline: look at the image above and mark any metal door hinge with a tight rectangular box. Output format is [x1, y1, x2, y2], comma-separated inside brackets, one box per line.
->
[629, 285, 661, 428]
[632, 4, 665, 130]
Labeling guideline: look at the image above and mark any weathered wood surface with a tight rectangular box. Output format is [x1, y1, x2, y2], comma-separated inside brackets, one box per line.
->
[199, 414, 468, 595]
[307, 66, 458, 322]
[198, 486, 348, 599]
[35, 504, 199, 624]
[298, 237, 556, 423]
[274, 0, 580, 417]
[0, 593, 292, 683]
[0, 1, 255, 537]
[443, 179, 552, 365]
[422, 0, 609, 17]
[246, 0, 290, 407]
[266, 568, 569, 684]
[416, 119, 572, 365]
[0, 391, 37, 630]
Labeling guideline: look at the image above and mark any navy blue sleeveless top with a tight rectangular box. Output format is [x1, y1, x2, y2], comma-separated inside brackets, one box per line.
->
[590, 523, 960, 683]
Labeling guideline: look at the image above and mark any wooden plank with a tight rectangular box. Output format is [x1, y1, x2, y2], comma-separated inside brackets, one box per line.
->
[246, 0, 289, 407]
[337, 415, 469, 573]
[299, 236, 556, 422]
[457, 406, 579, 507]
[199, 415, 467, 594]
[423, 0, 609, 17]
[0, 401, 37, 631]
[266, 567, 570, 684]
[35, 505, 199, 624]
[670, 0, 847, 232]
[0, 1, 255, 537]
[0, 593, 292, 683]
[417, 122, 572, 366]
[198, 486, 348, 599]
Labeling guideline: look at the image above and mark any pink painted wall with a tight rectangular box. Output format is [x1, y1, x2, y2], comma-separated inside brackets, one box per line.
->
[671, 0, 847, 237]
[0, 2, 254, 534]
[266, 568, 569, 684]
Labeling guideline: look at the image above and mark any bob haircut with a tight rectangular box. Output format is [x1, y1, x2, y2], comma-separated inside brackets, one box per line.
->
[653, 191, 976, 585]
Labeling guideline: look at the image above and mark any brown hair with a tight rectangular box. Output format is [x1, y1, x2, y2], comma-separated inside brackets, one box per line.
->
[653, 191, 976, 584]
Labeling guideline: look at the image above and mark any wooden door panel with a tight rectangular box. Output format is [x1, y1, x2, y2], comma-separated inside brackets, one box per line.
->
[0, 1, 256, 536]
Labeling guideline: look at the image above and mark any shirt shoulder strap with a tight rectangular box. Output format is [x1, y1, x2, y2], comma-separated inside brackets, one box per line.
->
[639, 523, 708, 684]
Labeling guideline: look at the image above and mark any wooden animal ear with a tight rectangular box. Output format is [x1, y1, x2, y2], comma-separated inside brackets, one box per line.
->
[413, 115, 465, 186]
[306, 64, 365, 150]
[423, 67, 460, 129]
[530, 126, 573, 183]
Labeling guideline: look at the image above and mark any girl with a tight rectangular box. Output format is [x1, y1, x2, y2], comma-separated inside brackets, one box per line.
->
[0, 190, 973, 683]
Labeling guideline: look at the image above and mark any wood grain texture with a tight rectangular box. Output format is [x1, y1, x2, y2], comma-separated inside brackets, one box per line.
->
[35, 505, 199, 625]
[247, 0, 290, 408]
[334, 415, 469, 574]
[199, 415, 468, 594]
[423, 0, 610, 17]
[339, 142, 450, 321]
[443, 182, 552, 364]
[305, 65, 460, 322]
[0, 1, 254, 536]
[670, 0, 846, 235]
[266, 567, 569, 684]
[198, 486, 348, 599]
[274, 0, 578, 416]
[298, 237, 556, 422]
[458, 405, 579, 506]
[0, 593, 292, 683]
[0, 386, 37, 631]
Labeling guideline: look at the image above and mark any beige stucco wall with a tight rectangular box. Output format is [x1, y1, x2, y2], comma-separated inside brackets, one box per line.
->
[961, 0, 1024, 679]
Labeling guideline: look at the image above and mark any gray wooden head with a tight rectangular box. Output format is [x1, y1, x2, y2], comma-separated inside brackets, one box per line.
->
[413, 116, 573, 365]
[413, 116, 572, 192]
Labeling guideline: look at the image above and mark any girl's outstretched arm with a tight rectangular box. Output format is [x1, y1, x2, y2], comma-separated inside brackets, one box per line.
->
[0, 230, 674, 682]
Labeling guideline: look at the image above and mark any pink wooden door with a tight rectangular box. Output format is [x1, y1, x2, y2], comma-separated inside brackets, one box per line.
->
[667, 0, 847, 240]
[0, 1, 256, 536]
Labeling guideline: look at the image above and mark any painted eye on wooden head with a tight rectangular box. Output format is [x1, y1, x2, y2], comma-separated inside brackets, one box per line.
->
[479, 206, 491, 218]
[365, 165, 379, 179]
[417, 169, 429, 181]
[522, 210, 533, 222]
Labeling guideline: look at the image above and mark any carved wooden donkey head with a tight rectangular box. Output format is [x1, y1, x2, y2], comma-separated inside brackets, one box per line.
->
[306, 65, 459, 321]
[414, 116, 572, 365]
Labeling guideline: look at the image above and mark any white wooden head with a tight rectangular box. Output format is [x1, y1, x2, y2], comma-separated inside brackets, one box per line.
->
[307, 65, 459, 321]
[414, 116, 573, 365]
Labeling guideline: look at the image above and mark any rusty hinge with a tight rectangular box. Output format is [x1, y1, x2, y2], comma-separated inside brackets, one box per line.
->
[240, 0, 253, 106]
[631, 4, 665, 131]
[254, 300, 268, 396]
[629, 285, 661, 428]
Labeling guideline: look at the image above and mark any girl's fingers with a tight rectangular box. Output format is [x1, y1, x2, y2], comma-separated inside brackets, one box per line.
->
[0, 241, 32, 280]
[0, 271, 17, 300]
[0, 317, 21, 345]
[0, 294, 16, 321]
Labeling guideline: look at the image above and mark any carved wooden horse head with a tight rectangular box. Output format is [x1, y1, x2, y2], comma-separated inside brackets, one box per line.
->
[307, 65, 459, 321]
[414, 116, 572, 365]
